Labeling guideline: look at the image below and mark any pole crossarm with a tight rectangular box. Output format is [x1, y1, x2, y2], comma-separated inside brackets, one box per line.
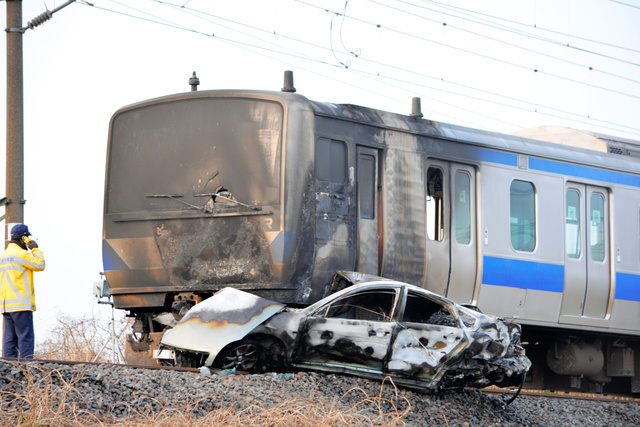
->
[4, 0, 76, 33]
[0, 197, 26, 206]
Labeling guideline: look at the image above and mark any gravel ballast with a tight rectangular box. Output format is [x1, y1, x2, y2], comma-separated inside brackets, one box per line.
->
[0, 360, 638, 426]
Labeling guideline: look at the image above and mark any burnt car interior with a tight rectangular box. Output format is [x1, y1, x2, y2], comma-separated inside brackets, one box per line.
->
[402, 291, 456, 327]
[314, 290, 396, 322]
[311, 288, 456, 328]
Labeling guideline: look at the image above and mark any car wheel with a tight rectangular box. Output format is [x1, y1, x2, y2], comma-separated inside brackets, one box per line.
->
[215, 339, 262, 371]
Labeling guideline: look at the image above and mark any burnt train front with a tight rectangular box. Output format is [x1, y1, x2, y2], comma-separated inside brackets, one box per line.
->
[102, 90, 316, 351]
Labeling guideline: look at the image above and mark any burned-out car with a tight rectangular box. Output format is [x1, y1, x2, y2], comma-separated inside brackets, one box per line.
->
[159, 272, 531, 391]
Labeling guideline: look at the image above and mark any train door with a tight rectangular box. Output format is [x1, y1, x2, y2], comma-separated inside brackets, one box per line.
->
[425, 160, 477, 303]
[561, 183, 611, 319]
[356, 146, 380, 275]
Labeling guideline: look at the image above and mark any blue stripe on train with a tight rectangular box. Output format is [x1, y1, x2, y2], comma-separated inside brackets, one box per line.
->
[482, 256, 565, 293]
[468, 145, 640, 187]
[529, 158, 640, 188]
[462, 146, 518, 167]
[615, 273, 640, 302]
[482, 256, 640, 302]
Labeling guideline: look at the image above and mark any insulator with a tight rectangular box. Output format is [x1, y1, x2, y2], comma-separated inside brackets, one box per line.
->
[27, 10, 53, 30]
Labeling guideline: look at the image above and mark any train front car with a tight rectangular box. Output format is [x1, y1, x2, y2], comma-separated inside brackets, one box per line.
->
[103, 75, 640, 394]
[102, 90, 315, 361]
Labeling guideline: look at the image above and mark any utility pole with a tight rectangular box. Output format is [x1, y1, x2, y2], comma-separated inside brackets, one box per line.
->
[5, 0, 25, 245]
[4, 0, 76, 246]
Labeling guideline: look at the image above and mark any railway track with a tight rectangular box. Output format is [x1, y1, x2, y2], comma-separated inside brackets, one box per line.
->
[4, 357, 638, 404]
[0, 357, 200, 373]
[482, 386, 640, 403]
[1, 357, 638, 425]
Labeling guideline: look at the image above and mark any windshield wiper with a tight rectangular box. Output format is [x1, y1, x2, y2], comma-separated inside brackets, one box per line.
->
[147, 194, 213, 213]
[147, 188, 262, 214]
[194, 192, 262, 211]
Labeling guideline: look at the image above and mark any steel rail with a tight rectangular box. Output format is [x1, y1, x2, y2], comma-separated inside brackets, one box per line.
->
[481, 387, 640, 403]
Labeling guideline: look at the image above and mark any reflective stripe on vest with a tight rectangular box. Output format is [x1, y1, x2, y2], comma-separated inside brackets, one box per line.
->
[0, 262, 35, 312]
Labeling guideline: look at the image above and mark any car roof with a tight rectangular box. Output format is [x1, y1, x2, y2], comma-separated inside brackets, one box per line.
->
[323, 273, 457, 308]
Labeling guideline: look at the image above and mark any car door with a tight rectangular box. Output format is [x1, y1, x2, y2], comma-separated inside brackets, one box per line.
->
[385, 289, 467, 381]
[294, 287, 398, 373]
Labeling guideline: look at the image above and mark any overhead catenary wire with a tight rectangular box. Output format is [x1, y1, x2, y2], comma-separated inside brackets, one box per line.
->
[118, 2, 640, 108]
[387, 0, 640, 86]
[608, 0, 640, 11]
[90, 0, 510, 131]
[104, 0, 640, 137]
[297, 1, 640, 102]
[79, 0, 640, 138]
[149, 0, 640, 135]
[420, 0, 640, 57]
[104, 0, 204, 34]
[161, 1, 640, 134]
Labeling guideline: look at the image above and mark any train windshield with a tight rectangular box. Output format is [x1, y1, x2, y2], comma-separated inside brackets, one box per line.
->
[106, 97, 283, 216]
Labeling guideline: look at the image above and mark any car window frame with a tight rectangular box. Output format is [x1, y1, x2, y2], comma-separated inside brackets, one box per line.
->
[309, 286, 401, 322]
[397, 288, 460, 328]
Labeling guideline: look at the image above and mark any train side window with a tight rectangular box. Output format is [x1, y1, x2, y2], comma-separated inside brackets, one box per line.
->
[315, 138, 347, 184]
[427, 167, 445, 241]
[358, 154, 376, 219]
[454, 171, 471, 244]
[510, 180, 536, 252]
[565, 189, 581, 258]
[590, 193, 605, 262]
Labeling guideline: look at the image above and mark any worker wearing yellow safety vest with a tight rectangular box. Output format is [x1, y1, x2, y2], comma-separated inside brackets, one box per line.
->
[1, 224, 46, 359]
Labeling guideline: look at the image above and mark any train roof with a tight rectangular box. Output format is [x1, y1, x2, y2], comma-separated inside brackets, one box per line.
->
[512, 126, 640, 158]
[110, 88, 640, 177]
[309, 99, 640, 176]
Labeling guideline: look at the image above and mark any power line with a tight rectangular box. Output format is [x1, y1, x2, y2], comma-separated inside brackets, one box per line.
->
[148, 0, 501, 130]
[298, 1, 640, 102]
[79, 0, 640, 138]
[355, 65, 640, 136]
[153, 0, 640, 133]
[151, 0, 328, 67]
[83, 1, 515, 131]
[608, 0, 640, 11]
[106, 0, 198, 33]
[83, 1, 213, 37]
[422, 0, 640, 56]
[99, 0, 640, 136]
[387, 0, 640, 85]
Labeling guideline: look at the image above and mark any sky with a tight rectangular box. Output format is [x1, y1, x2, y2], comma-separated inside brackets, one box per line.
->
[0, 0, 639, 351]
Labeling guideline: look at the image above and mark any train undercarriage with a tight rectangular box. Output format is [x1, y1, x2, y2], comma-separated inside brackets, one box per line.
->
[523, 326, 639, 394]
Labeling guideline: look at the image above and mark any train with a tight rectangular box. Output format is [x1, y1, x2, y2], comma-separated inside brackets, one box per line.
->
[102, 71, 639, 394]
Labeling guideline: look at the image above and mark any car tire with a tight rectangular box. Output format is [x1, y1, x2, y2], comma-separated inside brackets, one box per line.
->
[214, 338, 263, 372]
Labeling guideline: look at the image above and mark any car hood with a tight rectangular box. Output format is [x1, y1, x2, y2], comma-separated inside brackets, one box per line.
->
[160, 287, 285, 365]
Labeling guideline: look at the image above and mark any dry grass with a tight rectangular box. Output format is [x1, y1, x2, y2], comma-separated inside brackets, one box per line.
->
[17, 315, 412, 425]
[35, 312, 132, 363]
[0, 362, 412, 426]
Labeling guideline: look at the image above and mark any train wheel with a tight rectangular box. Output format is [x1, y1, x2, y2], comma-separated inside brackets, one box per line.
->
[215, 339, 262, 372]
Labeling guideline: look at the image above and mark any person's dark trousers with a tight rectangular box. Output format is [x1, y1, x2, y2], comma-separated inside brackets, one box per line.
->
[2, 311, 35, 358]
